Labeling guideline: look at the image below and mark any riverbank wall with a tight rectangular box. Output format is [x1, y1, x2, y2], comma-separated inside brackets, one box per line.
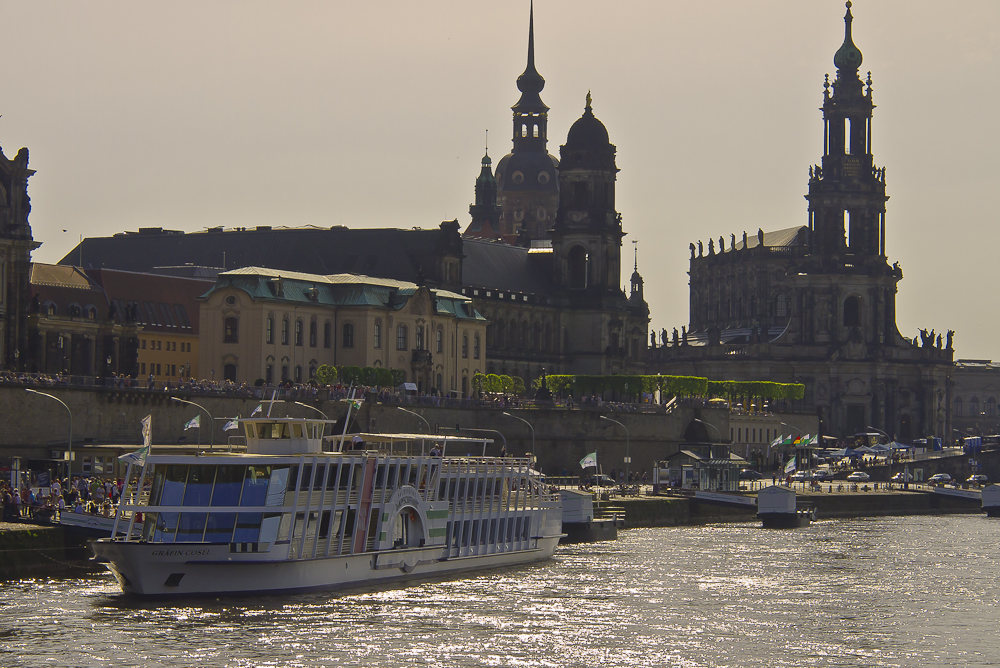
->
[0, 523, 100, 580]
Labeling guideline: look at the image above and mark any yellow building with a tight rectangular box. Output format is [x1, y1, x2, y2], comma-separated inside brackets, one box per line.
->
[199, 268, 487, 395]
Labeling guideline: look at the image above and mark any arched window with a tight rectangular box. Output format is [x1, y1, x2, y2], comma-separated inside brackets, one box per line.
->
[775, 293, 789, 318]
[568, 246, 588, 289]
[281, 364, 289, 382]
[223, 363, 237, 382]
[281, 318, 289, 345]
[415, 326, 424, 350]
[843, 296, 861, 327]
[309, 363, 317, 379]
[436, 328, 443, 353]
[436, 373, 443, 392]
[294, 319, 303, 346]
[954, 397, 963, 417]
[970, 396, 980, 417]
[521, 321, 529, 349]
[533, 323, 541, 350]
[473, 334, 480, 359]
[396, 325, 408, 350]
[462, 334, 468, 359]
[342, 322, 354, 348]
[544, 323, 551, 352]
[461, 375, 468, 397]
[265, 316, 274, 344]
[508, 320, 518, 350]
[373, 320, 382, 349]
[223, 317, 238, 343]
[309, 320, 317, 347]
[265, 363, 273, 384]
[496, 318, 505, 348]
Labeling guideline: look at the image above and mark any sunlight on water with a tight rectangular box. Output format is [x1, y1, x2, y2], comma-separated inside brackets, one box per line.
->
[1, 516, 999, 667]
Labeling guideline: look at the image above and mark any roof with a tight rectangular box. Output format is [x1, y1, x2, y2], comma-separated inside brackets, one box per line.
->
[211, 267, 485, 321]
[85, 268, 214, 333]
[29, 263, 110, 317]
[462, 238, 554, 294]
[30, 264, 97, 290]
[730, 226, 808, 251]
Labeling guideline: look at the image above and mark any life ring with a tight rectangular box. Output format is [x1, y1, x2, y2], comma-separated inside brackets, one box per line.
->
[408, 509, 418, 524]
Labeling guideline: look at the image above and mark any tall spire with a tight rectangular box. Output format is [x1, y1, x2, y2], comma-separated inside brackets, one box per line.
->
[834, 1, 863, 75]
[513, 1, 547, 112]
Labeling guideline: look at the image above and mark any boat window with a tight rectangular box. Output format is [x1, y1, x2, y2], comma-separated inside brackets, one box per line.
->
[374, 464, 386, 487]
[276, 513, 293, 542]
[265, 467, 291, 506]
[176, 512, 208, 542]
[152, 512, 179, 543]
[183, 466, 216, 507]
[258, 513, 282, 544]
[288, 465, 300, 492]
[352, 464, 364, 491]
[212, 466, 245, 506]
[325, 464, 341, 490]
[318, 510, 332, 539]
[233, 513, 262, 543]
[300, 465, 314, 490]
[159, 465, 189, 506]
[241, 466, 271, 506]
[204, 513, 237, 542]
[292, 424, 303, 439]
[386, 464, 397, 489]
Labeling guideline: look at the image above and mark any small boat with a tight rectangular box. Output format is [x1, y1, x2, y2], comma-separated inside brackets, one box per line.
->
[982, 484, 1000, 517]
[757, 485, 815, 528]
[558, 489, 623, 543]
[93, 417, 563, 597]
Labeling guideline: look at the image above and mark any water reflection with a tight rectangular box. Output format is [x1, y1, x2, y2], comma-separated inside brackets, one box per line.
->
[1, 516, 998, 667]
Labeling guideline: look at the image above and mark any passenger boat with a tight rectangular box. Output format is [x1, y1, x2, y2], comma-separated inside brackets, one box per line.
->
[92, 417, 563, 597]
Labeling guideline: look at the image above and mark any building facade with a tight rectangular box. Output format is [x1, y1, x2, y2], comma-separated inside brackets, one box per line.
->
[198, 267, 487, 395]
[652, 5, 954, 441]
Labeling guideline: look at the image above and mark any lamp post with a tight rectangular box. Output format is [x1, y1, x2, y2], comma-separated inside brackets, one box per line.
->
[456, 427, 506, 457]
[294, 401, 329, 420]
[397, 406, 430, 454]
[502, 412, 535, 463]
[170, 397, 214, 447]
[694, 418, 722, 442]
[26, 389, 72, 477]
[600, 415, 630, 484]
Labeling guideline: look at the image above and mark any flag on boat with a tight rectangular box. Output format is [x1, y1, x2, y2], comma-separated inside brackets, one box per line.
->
[251, 404, 263, 416]
[184, 415, 200, 430]
[784, 456, 797, 474]
[781, 435, 795, 446]
[579, 452, 597, 469]
[119, 415, 152, 465]
[223, 418, 239, 431]
[769, 435, 783, 449]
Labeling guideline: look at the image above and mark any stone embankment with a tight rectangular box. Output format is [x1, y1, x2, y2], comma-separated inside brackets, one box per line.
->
[0, 522, 102, 580]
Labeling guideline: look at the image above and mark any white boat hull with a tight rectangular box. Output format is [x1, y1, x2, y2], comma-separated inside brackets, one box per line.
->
[94, 536, 561, 597]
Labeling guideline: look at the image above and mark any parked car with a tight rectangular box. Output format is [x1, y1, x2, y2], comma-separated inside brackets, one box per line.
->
[739, 469, 763, 481]
[847, 471, 870, 482]
[927, 473, 953, 485]
[790, 471, 810, 481]
[967, 474, 989, 485]
[812, 470, 834, 481]
[587, 474, 617, 488]
[891, 471, 913, 482]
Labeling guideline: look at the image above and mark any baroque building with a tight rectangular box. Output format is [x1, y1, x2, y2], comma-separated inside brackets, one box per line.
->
[652, 3, 953, 441]
[0, 143, 37, 370]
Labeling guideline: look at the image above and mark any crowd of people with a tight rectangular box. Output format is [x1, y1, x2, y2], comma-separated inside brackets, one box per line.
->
[0, 474, 125, 523]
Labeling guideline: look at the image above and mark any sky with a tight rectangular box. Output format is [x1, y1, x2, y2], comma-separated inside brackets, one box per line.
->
[2, 1, 998, 359]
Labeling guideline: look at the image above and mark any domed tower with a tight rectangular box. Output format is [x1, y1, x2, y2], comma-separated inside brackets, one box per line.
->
[806, 1, 888, 262]
[551, 92, 623, 294]
[463, 148, 502, 240]
[493, 2, 559, 244]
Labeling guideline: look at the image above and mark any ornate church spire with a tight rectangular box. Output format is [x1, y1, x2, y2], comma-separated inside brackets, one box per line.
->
[511, 1, 549, 153]
[834, 1, 863, 76]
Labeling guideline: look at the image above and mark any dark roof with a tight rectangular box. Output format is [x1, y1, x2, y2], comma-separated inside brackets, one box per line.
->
[85, 268, 214, 333]
[29, 264, 110, 317]
[61, 226, 450, 284]
[461, 239, 554, 295]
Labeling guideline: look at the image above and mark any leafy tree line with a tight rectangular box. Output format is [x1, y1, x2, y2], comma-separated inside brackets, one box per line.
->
[471, 372, 525, 396]
[535, 374, 804, 403]
[313, 365, 405, 387]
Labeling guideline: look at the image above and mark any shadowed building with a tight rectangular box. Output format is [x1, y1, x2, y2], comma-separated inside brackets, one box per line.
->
[652, 4, 953, 441]
[0, 143, 37, 371]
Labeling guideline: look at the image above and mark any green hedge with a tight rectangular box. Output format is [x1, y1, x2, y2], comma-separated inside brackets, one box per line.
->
[313, 365, 401, 388]
[537, 374, 803, 402]
[472, 372, 525, 396]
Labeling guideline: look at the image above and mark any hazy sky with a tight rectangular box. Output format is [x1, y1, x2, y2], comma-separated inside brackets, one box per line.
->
[3, 1, 998, 359]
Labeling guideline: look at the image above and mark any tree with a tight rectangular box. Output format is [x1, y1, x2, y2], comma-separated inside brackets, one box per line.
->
[314, 365, 337, 385]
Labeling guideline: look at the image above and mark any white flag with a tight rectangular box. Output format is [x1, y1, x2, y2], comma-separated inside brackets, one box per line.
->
[223, 418, 239, 431]
[579, 452, 597, 469]
[184, 415, 201, 430]
[251, 404, 263, 416]
[119, 415, 152, 465]
[784, 456, 797, 474]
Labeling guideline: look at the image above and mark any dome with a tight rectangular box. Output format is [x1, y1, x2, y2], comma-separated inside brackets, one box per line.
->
[833, 2, 863, 72]
[565, 92, 610, 149]
[495, 151, 559, 193]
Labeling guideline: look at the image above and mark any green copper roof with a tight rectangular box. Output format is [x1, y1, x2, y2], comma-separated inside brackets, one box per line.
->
[834, 2, 863, 73]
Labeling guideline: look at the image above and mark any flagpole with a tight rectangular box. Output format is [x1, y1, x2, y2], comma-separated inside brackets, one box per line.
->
[171, 397, 215, 448]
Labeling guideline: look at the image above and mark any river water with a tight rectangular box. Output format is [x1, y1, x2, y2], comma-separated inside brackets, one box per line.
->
[1, 514, 997, 667]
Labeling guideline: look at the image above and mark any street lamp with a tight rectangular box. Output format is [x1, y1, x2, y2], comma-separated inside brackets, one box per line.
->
[397, 406, 430, 454]
[600, 415, 631, 483]
[502, 412, 535, 462]
[456, 427, 506, 457]
[694, 418, 721, 442]
[170, 397, 214, 447]
[294, 401, 328, 420]
[26, 389, 72, 477]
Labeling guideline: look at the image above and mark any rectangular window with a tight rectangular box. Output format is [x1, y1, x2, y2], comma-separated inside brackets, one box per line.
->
[343, 323, 354, 348]
[373, 323, 381, 349]
[140, 362, 146, 375]
[224, 317, 238, 344]
[141, 340, 146, 350]
[323, 322, 331, 348]
[396, 325, 407, 351]
[171, 365, 177, 376]
[462, 335, 468, 359]
[294, 320, 303, 346]
[157, 340, 162, 350]
[156, 364, 162, 375]
[309, 321, 317, 347]
[266, 317, 273, 344]
[281, 319, 289, 345]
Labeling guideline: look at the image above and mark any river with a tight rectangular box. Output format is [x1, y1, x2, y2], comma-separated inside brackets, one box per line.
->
[1, 514, 997, 667]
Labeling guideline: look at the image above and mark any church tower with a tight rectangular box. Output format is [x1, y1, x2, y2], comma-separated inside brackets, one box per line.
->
[463, 148, 502, 239]
[0, 143, 36, 371]
[493, 2, 559, 244]
[806, 1, 888, 262]
[551, 93, 623, 294]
